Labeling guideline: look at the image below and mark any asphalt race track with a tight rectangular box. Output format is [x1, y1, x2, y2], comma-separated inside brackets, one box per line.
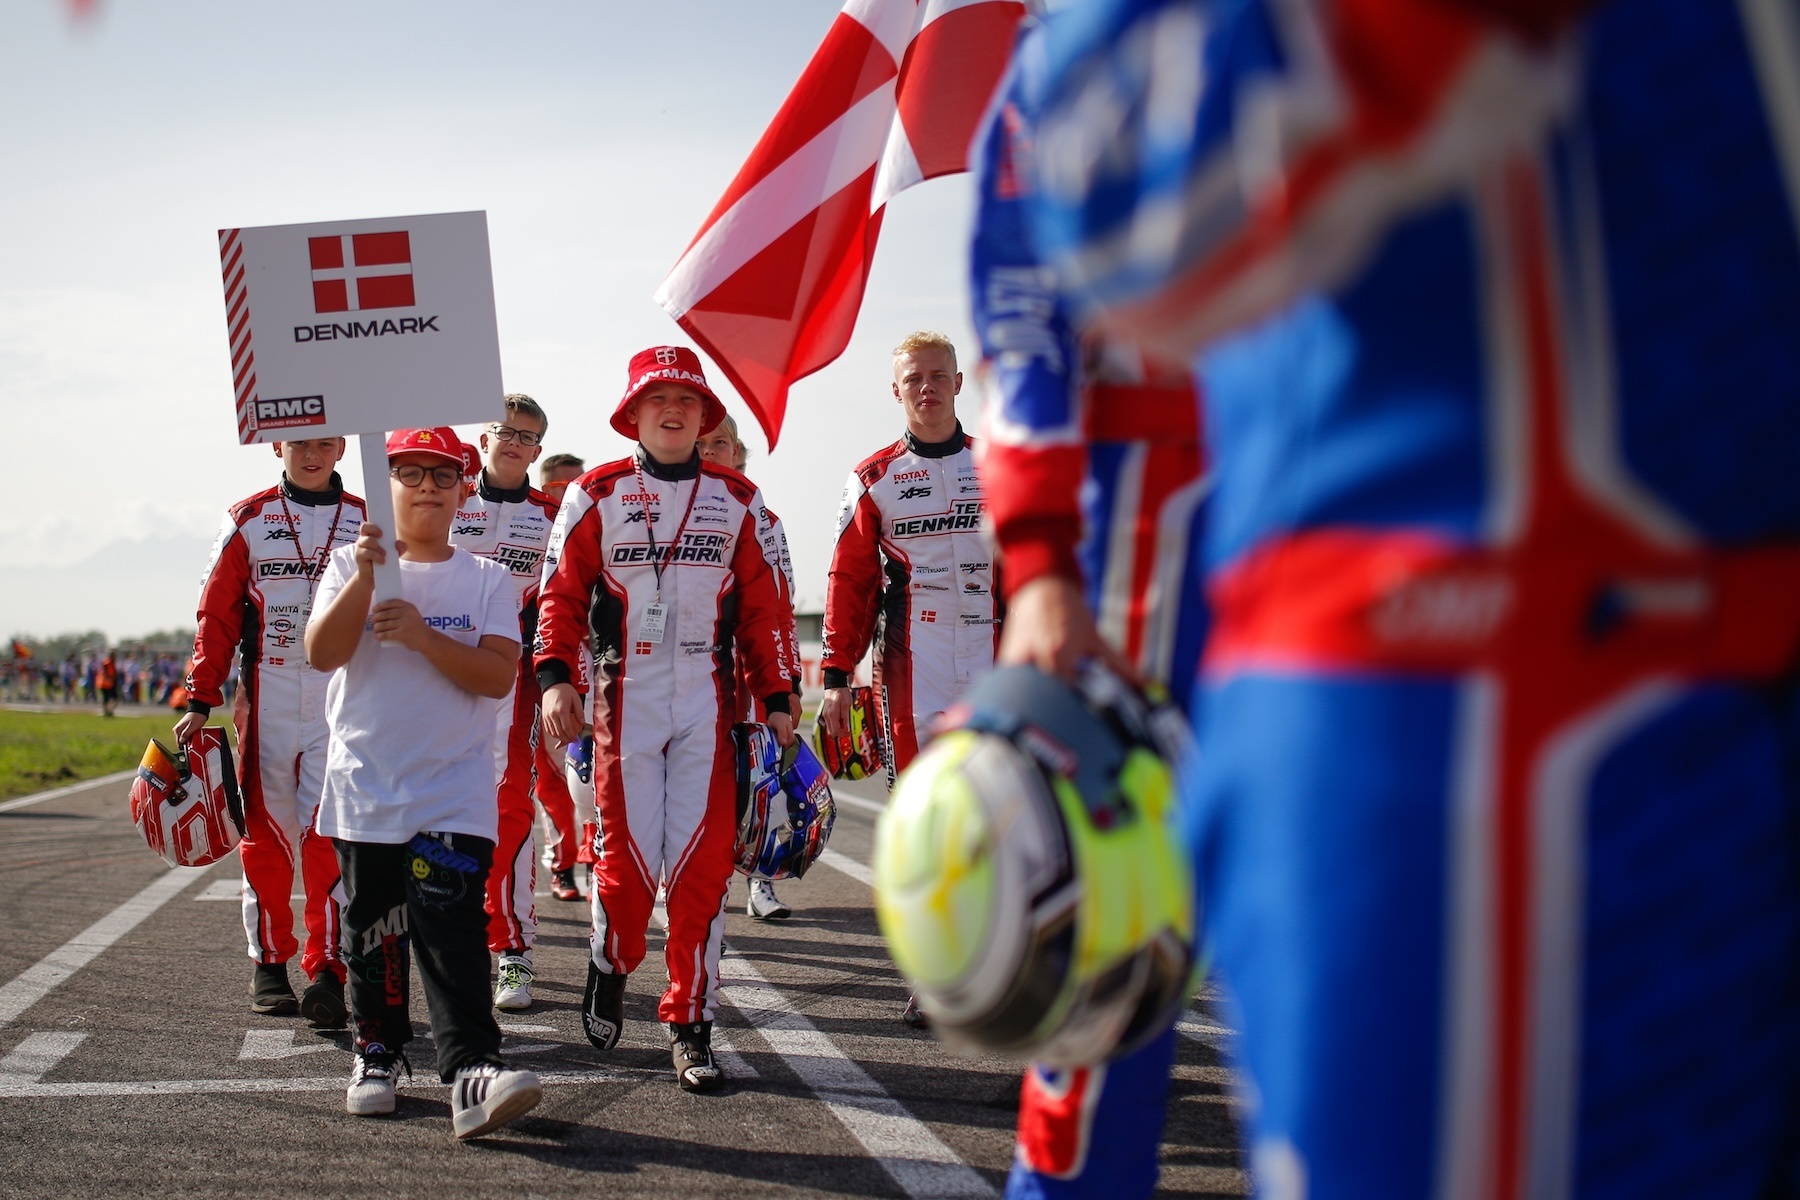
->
[0, 768, 1248, 1198]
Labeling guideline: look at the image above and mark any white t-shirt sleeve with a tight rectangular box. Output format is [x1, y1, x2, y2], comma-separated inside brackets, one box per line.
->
[311, 545, 357, 629]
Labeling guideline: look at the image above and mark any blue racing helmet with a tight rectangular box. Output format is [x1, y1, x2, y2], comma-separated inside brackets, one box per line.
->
[734, 723, 837, 880]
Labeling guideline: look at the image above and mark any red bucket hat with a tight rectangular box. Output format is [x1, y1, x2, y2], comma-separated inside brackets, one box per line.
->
[611, 346, 727, 439]
[385, 426, 466, 469]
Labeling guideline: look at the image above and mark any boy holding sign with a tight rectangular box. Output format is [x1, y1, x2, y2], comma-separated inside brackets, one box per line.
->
[305, 427, 541, 1139]
[535, 347, 796, 1092]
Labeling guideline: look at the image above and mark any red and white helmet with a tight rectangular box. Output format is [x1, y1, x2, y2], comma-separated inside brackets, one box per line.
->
[129, 728, 244, 868]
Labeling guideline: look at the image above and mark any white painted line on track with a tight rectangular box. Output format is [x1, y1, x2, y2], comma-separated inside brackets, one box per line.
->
[195, 879, 243, 902]
[0, 863, 214, 1031]
[722, 965, 995, 1199]
[0, 1064, 659, 1100]
[0, 769, 137, 813]
[816, 848, 875, 888]
[832, 791, 887, 817]
[0, 1032, 87, 1083]
[710, 1027, 762, 1080]
[240, 1029, 337, 1060]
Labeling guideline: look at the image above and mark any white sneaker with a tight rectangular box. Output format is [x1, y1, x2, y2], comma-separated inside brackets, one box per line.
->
[345, 1048, 402, 1116]
[450, 1061, 542, 1140]
[746, 878, 792, 920]
[493, 954, 534, 1011]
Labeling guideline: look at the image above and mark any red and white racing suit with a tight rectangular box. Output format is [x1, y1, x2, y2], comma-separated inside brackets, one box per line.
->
[534, 450, 793, 1023]
[737, 502, 802, 722]
[821, 424, 1001, 777]
[185, 474, 364, 982]
[449, 472, 566, 955]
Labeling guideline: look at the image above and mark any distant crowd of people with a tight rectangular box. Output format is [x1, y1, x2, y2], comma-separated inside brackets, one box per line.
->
[0, 649, 235, 711]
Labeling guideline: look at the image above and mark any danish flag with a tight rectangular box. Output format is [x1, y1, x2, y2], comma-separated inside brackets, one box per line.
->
[656, 0, 1026, 447]
[309, 232, 416, 313]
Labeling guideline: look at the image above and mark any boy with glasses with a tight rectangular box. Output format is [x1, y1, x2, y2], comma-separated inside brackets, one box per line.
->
[307, 426, 541, 1139]
[448, 394, 577, 1013]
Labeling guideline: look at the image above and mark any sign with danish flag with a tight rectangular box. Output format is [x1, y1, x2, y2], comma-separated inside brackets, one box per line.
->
[216, 211, 503, 444]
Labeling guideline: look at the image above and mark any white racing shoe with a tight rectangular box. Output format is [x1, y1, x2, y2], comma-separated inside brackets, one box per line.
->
[746, 878, 792, 921]
[493, 953, 534, 1012]
[345, 1046, 406, 1116]
[450, 1061, 542, 1140]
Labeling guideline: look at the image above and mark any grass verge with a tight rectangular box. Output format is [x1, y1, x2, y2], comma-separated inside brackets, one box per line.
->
[0, 708, 184, 801]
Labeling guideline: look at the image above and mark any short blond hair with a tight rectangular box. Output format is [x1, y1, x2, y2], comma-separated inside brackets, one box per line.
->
[715, 412, 749, 469]
[892, 330, 958, 370]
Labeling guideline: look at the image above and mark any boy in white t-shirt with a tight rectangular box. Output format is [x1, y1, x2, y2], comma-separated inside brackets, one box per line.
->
[305, 426, 542, 1141]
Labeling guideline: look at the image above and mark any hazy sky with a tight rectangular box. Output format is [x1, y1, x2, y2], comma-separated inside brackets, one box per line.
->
[2, 0, 983, 640]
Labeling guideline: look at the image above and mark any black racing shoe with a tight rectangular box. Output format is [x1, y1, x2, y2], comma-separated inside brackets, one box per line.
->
[901, 993, 931, 1030]
[249, 962, 299, 1016]
[549, 868, 582, 902]
[668, 1021, 722, 1092]
[582, 960, 626, 1051]
[300, 973, 347, 1029]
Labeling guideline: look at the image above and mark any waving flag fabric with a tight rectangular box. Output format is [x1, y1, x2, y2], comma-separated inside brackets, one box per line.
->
[656, 0, 1026, 448]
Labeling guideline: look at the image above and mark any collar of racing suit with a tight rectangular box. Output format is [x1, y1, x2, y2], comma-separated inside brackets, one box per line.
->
[281, 472, 345, 506]
[904, 422, 968, 459]
[477, 471, 531, 504]
[636, 446, 702, 481]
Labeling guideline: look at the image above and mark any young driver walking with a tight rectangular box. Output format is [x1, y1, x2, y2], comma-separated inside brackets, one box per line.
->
[179, 437, 364, 1024]
[536, 346, 796, 1091]
[305, 427, 541, 1139]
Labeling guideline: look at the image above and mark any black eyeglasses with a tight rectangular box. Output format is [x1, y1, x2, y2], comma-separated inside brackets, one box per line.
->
[390, 464, 463, 489]
[490, 424, 543, 447]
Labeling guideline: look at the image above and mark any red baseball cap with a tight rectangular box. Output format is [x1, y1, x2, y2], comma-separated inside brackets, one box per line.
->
[385, 427, 466, 469]
[611, 345, 726, 439]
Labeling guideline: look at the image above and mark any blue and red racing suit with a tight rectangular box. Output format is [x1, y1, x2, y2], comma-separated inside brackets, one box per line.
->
[973, 24, 1211, 1197]
[1011, 1, 1800, 1197]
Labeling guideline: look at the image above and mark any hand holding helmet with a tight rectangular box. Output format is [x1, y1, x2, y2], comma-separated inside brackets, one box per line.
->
[872, 663, 1196, 1066]
[812, 686, 883, 781]
[734, 723, 837, 880]
[129, 727, 246, 869]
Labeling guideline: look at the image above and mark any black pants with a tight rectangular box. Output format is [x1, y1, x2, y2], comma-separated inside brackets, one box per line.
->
[336, 832, 500, 1082]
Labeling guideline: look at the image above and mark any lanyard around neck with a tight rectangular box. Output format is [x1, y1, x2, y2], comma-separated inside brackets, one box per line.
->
[633, 461, 701, 600]
[276, 487, 345, 605]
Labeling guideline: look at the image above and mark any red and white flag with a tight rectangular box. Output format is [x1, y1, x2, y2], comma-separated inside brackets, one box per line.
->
[308, 232, 416, 313]
[656, 0, 1025, 447]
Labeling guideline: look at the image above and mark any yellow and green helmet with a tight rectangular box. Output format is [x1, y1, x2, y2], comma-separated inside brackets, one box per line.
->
[873, 664, 1196, 1066]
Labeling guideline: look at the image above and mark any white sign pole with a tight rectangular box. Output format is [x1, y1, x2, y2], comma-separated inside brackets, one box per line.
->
[356, 433, 405, 604]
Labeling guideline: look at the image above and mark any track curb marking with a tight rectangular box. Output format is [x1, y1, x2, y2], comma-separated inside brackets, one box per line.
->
[0, 768, 137, 813]
[0, 863, 214, 1031]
